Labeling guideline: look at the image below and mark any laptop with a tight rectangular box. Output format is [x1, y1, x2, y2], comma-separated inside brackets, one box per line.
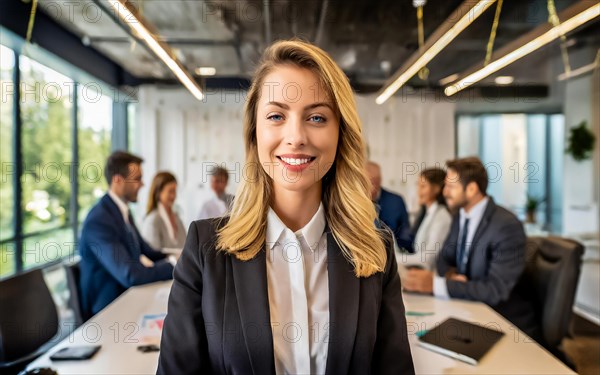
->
[417, 317, 505, 365]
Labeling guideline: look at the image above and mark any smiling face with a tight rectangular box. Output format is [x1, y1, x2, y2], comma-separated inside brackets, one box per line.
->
[255, 65, 340, 195]
[417, 175, 439, 206]
[159, 181, 177, 208]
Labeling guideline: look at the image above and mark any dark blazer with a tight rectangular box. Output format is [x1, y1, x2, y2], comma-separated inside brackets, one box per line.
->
[158, 218, 415, 375]
[79, 194, 174, 317]
[436, 198, 539, 337]
[377, 188, 412, 252]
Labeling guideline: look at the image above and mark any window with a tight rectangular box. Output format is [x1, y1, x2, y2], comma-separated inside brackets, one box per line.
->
[457, 113, 565, 233]
[20, 56, 73, 236]
[1, 45, 15, 241]
[1, 45, 15, 277]
[0, 33, 125, 278]
[78, 85, 112, 222]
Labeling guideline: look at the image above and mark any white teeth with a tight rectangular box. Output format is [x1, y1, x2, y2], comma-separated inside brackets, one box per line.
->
[281, 157, 311, 165]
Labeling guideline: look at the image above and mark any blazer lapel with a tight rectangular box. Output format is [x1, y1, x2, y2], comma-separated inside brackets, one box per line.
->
[325, 231, 360, 375]
[231, 250, 275, 375]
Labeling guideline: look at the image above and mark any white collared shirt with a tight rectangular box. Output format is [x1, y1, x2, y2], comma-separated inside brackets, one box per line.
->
[266, 203, 329, 375]
[158, 202, 176, 243]
[108, 190, 130, 223]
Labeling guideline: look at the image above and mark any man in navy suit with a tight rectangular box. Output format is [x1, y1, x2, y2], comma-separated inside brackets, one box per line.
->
[403, 157, 538, 338]
[79, 151, 175, 317]
[367, 161, 412, 251]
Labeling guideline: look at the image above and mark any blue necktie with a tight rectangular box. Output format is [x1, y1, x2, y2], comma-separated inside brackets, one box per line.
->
[126, 211, 142, 255]
[457, 218, 470, 274]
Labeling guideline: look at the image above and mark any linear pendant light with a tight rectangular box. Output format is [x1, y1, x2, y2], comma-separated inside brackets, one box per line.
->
[375, 0, 496, 105]
[107, 0, 205, 101]
[445, 1, 600, 96]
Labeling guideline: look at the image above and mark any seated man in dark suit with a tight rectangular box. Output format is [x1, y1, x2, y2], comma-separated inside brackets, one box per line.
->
[367, 161, 412, 251]
[403, 157, 538, 338]
[79, 151, 175, 317]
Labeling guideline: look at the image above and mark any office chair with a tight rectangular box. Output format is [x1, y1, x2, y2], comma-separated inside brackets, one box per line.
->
[524, 236, 585, 367]
[0, 269, 59, 370]
[63, 260, 86, 327]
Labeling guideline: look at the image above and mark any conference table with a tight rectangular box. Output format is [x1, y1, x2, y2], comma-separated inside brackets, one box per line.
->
[28, 281, 574, 374]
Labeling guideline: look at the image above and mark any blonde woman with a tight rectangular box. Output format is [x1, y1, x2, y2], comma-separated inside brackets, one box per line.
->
[158, 40, 414, 374]
[141, 171, 186, 250]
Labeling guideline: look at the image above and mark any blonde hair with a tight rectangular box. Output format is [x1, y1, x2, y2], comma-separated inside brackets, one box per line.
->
[216, 40, 387, 277]
[146, 171, 177, 214]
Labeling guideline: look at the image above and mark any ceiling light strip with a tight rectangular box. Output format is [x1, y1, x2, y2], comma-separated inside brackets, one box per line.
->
[107, 0, 204, 101]
[375, 0, 496, 105]
[445, 2, 600, 96]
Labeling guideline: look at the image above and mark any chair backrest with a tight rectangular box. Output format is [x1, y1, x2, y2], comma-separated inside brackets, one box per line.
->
[524, 236, 585, 348]
[63, 260, 85, 327]
[0, 268, 59, 365]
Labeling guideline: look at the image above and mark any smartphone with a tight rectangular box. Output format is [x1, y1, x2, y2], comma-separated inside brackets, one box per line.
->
[49, 345, 101, 361]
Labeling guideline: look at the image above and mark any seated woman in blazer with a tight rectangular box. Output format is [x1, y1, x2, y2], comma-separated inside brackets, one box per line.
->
[158, 40, 415, 375]
[400, 168, 452, 271]
[142, 171, 186, 251]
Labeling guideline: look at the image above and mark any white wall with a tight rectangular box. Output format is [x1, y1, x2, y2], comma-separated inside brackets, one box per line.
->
[133, 87, 456, 226]
[356, 95, 455, 214]
[562, 70, 599, 235]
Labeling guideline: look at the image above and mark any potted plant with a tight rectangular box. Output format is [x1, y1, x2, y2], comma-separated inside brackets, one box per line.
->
[525, 195, 544, 224]
[566, 120, 596, 161]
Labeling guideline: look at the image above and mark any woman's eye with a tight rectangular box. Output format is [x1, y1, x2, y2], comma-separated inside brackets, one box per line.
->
[309, 115, 326, 123]
[267, 114, 283, 121]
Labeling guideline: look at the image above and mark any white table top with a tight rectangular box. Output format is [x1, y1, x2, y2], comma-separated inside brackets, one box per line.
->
[403, 293, 574, 374]
[29, 282, 574, 374]
[28, 281, 172, 374]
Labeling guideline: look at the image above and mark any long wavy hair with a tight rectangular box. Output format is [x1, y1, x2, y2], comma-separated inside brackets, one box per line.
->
[146, 171, 177, 214]
[216, 40, 387, 277]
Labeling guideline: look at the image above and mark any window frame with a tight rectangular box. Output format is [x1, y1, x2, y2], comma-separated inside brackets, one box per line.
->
[0, 39, 133, 279]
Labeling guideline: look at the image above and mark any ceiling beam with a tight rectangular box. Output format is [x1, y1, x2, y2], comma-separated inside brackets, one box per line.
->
[0, 0, 141, 86]
[445, 1, 600, 96]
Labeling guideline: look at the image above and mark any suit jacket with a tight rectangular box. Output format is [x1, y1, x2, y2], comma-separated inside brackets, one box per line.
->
[436, 198, 539, 337]
[157, 218, 415, 375]
[79, 194, 174, 317]
[377, 188, 412, 251]
[141, 208, 187, 249]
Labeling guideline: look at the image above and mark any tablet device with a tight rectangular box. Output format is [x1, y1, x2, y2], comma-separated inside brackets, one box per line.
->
[417, 318, 504, 365]
[49, 345, 101, 361]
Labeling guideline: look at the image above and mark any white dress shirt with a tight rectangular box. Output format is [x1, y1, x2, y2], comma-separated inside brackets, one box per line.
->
[266, 203, 329, 375]
[434, 197, 490, 298]
[198, 192, 234, 219]
[108, 190, 130, 223]
[401, 202, 452, 270]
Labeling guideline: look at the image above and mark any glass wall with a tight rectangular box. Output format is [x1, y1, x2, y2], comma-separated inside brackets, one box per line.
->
[78, 85, 112, 223]
[0, 39, 132, 278]
[20, 56, 74, 235]
[0, 45, 15, 277]
[457, 113, 565, 233]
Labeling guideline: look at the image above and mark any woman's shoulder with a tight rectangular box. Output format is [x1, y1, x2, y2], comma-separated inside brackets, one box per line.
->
[432, 205, 452, 223]
[143, 209, 161, 225]
[188, 217, 230, 243]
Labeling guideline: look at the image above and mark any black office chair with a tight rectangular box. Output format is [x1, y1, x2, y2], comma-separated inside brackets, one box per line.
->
[523, 236, 585, 366]
[63, 260, 86, 327]
[0, 269, 60, 370]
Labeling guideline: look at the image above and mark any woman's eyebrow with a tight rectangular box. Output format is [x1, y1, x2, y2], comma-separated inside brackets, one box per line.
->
[304, 102, 334, 111]
[265, 101, 290, 109]
[265, 101, 334, 112]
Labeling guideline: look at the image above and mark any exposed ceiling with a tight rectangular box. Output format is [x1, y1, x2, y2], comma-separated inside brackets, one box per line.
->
[37, 0, 600, 90]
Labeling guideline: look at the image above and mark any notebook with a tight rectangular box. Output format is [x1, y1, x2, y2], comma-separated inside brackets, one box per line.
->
[417, 317, 504, 365]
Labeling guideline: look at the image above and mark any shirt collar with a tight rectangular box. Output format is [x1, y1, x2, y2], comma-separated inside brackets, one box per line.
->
[266, 202, 326, 252]
[460, 196, 489, 221]
[426, 201, 439, 215]
[108, 190, 130, 221]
